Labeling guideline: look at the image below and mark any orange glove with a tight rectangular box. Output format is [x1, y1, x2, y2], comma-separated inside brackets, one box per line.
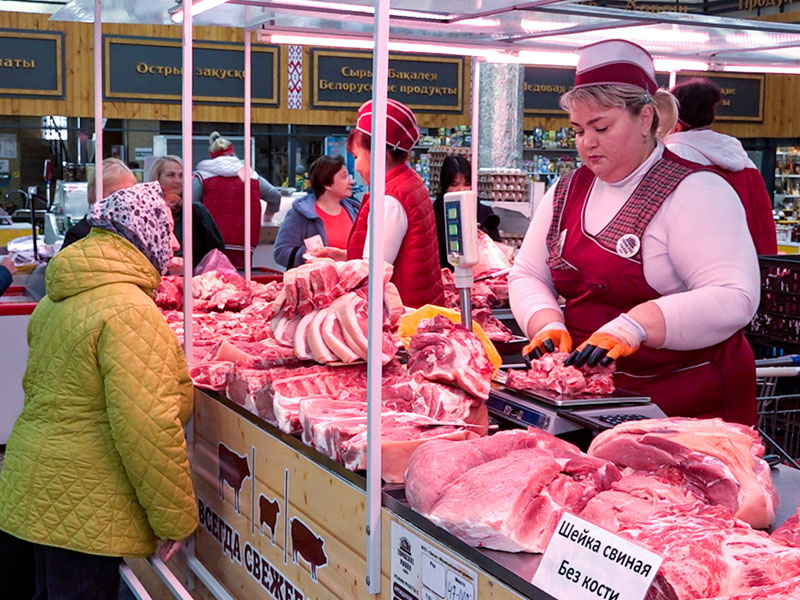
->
[565, 313, 646, 368]
[522, 322, 572, 359]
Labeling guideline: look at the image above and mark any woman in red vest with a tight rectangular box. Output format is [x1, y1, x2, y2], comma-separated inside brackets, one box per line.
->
[193, 132, 281, 269]
[509, 40, 760, 425]
[664, 78, 777, 255]
[310, 99, 443, 309]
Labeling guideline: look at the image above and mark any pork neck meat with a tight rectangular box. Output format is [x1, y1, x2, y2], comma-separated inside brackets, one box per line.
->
[505, 352, 615, 397]
[588, 417, 778, 529]
[407, 315, 493, 399]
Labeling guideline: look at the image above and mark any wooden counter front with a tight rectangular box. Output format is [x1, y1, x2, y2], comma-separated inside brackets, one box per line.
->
[191, 390, 553, 600]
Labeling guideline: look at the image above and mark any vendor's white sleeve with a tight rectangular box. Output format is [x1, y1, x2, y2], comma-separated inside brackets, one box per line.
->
[362, 194, 408, 264]
[650, 171, 760, 350]
[509, 185, 563, 337]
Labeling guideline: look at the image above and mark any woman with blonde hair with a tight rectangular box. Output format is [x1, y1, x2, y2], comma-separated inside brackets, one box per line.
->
[193, 132, 281, 268]
[149, 155, 225, 269]
[509, 40, 759, 425]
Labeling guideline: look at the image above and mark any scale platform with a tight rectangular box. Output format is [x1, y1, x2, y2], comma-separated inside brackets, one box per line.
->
[488, 384, 666, 435]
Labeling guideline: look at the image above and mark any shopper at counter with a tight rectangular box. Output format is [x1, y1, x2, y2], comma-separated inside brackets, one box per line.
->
[434, 155, 501, 270]
[0, 255, 15, 295]
[273, 154, 359, 269]
[309, 99, 444, 308]
[61, 157, 137, 249]
[509, 40, 760, 425]
[663, 77, 777, 255]
[193, 131, 281, 268]
[150, 155, 226, 269]
[0, 181, 198, 597]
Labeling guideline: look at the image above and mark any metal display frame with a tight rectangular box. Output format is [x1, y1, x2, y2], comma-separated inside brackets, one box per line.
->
[50, 1, 800, 597]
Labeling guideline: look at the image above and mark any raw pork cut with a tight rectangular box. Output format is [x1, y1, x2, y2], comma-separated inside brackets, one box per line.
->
[617, 504, 800, 600]
[772, 503, 800, 547]
[338, 412, 478, 483]
[697, 573, 800, 599]
[189, 360, 234, 391]
[588, 418, 779, 528]
[155, 275, 183, 309]
[407, 315, 493, 399]
[579, 473, 704, 532]
[423, 446, 620, 553]
[506, 352, 615, 396]
[471, 307, 513, 342]
[405, 428, 578, 514]
[202, 338, 300, 370]
[192, 270, 253, 312]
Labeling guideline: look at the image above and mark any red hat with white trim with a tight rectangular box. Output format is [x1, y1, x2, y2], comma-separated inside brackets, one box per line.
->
[355, 98, 420, 152]
[574, 39, 658, 95]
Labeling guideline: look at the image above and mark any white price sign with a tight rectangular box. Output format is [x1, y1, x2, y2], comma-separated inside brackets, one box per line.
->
[391, 521, 477, 600]
[532, 513, 663, 600]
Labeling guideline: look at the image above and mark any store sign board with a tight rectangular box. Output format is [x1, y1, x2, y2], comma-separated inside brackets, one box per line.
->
[532, 512, 663, 600]
[524, 67, 669, 115]
[390, 520, 478, 600]
[0, 29, 64, 98]
[310, 49, 464, 112]
[675, 72, 763, 122]
[104, 35, 278, 106]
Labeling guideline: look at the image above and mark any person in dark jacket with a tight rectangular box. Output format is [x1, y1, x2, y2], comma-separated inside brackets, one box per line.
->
[433, 155, 501, 269]
[149, 155, 226, 269]
[0, 255, 15, 296]
[273, 154, 359, 269]
[61, 158, 137, 249]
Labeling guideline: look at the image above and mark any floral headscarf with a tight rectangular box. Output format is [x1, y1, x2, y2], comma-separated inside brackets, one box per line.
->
[88, 181, 173, 273]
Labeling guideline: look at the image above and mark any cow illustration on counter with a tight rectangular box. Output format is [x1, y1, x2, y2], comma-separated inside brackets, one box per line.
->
[258, 494, 281, 544]
[290, 517, 328, 582]
[217, 442, 251, 514]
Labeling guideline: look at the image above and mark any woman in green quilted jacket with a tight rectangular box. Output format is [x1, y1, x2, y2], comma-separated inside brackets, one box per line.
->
[0, 181, 198, 599]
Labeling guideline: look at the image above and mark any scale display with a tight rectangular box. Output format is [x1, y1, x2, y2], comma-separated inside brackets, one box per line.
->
[445, 202, 463, 255]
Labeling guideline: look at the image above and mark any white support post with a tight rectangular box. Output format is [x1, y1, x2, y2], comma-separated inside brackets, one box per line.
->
[244, 29, 253, 282]
[471, 58, 480, 194]
[93, 0, 103, 203]
[182, 6, 194, 365]
[669, 70, 677, 90]
[365, 0, 389, 594]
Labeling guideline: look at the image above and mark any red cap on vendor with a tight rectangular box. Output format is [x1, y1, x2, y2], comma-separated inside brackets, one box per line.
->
[355, 98, 420, 152]
[574, 39, 658, 95]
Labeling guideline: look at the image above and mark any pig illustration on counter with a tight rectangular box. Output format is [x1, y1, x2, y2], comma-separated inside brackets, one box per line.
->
[290, 517, 327, 581]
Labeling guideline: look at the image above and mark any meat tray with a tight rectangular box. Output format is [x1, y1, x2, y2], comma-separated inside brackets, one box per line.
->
[491, 377, 651, 407]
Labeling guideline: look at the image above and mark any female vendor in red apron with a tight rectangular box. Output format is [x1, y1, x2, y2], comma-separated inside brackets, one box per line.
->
[508, 40, 760, 425]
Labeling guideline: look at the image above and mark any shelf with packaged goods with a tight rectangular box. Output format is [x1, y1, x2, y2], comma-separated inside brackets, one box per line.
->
[522, 147, 578, 153]
[776, 174, 800, 178]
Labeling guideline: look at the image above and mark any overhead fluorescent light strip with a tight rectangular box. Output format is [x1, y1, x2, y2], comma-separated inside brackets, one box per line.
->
[171, 0, 233, 24]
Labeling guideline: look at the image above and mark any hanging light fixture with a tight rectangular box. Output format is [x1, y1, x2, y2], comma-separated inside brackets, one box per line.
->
[170, 0, 233, 24]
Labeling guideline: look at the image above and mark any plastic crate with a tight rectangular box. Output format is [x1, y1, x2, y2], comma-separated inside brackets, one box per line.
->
[746, 255, 800, 348]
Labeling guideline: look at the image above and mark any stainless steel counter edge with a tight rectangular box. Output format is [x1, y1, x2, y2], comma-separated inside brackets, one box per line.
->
[196, 388, 800, 599]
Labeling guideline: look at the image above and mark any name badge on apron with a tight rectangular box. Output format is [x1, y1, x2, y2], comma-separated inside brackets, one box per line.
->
[616, 233, 641, 258]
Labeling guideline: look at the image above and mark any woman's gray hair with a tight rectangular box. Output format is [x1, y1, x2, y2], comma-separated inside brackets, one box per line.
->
[147, 155, 183, 183]
[560, 84, 678, 139]
[87, 157, 133, 205]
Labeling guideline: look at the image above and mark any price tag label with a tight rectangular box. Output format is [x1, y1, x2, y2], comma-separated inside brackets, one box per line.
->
[390, 521, 477, 600]
[532, 513, 663, 600]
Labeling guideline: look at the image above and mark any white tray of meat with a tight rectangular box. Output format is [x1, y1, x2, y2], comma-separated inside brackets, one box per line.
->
[497, 352, 650, 407]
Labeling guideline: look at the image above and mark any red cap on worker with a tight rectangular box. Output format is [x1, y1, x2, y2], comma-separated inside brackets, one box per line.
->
[355, 98, 420, 152]
[574, 39, 658, 95]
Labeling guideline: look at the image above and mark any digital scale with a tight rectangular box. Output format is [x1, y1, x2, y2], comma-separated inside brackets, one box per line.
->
[488, 383, 666, 435]
[443, 190, 479, 329]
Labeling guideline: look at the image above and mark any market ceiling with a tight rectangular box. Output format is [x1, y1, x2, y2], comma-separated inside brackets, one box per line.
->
[48, 0, 800, 69]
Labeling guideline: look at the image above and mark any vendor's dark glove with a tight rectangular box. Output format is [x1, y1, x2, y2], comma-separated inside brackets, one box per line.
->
[565, 313, 646, 368]
[522, 322, 572, 359]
